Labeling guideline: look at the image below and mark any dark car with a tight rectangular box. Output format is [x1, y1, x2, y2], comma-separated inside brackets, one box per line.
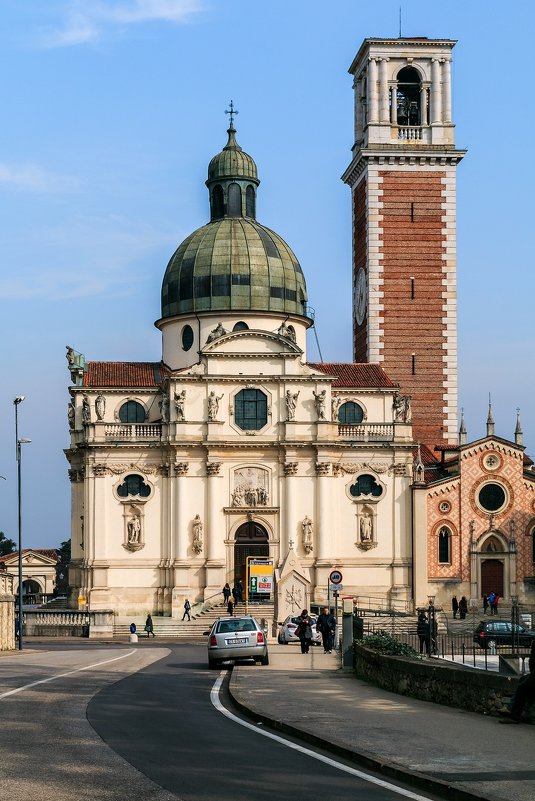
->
[473, 620, 535, 650]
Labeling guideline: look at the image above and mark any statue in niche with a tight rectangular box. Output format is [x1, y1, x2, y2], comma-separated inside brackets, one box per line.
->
[302, 516, 313, 554]
[285, 389, 299, 421]
[174, 390, 186, 421]
[95, 394, 106, 421]
[159, 394, 169, 423]
[206, 322, 227, 343]
[192, 515, 203, 554]
[82, 395, 91, 425]
[127, 515, 141, 544]
[208, 391, 223, 421]
[393, 394, 412, 423]
[67, 402, 75, 430]
[232, 484, 245, 507]
[360, 512, 373, 542]
[312, 390, 327, 421]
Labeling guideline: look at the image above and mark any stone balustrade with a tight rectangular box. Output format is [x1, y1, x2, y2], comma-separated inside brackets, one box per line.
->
[23, 608, 114, 639]
[397, 126, 422, 141]
[338, 423, 394, 441]
[103, 423, 162, 440]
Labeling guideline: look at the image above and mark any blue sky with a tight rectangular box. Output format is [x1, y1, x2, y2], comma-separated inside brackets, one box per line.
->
[1, 0, 534, 549]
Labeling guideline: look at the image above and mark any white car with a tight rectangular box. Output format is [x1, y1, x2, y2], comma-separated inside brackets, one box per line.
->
[207, 616, 269, 668]
[278, 615, 322, 645]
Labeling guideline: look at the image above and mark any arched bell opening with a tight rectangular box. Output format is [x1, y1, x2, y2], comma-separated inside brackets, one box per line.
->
[396, 67, 422, 127]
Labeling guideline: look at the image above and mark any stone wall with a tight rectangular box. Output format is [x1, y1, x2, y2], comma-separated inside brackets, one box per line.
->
[0, 594, 15, 651]
[354, 643, 535, 722]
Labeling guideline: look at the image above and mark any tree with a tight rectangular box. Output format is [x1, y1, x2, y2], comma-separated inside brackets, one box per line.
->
[57, 539, 71, 563]
[0, 531, 17, 557]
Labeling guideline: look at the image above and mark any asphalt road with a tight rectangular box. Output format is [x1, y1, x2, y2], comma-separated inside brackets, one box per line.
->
[88, 644, 442, 801]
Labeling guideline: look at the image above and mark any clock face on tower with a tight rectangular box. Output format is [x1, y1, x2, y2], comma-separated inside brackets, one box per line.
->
[355, 267, 367, 326]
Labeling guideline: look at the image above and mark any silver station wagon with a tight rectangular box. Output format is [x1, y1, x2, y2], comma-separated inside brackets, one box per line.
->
[207, 615, 269, 669]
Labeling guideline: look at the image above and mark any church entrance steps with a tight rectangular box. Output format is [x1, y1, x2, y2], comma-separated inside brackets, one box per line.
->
[113, 602, 276, 639]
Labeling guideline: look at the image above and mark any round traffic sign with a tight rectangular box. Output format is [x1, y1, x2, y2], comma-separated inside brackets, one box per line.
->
[329, 569, 343, 585]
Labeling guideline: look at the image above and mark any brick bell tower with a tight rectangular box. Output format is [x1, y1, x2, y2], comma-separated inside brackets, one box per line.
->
[342, 38, 466, 448]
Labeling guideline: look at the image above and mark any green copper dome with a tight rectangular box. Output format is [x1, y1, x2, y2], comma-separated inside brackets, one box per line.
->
[161, 123, 308, 319]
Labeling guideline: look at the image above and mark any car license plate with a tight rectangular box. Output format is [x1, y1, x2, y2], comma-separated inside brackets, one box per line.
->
[226, 637, 248, 645]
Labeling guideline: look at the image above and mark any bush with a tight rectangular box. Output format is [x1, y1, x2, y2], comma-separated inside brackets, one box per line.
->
[360, 630, 420, 658]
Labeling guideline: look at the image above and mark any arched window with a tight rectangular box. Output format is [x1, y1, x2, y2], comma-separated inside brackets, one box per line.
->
[396, 67, 421, 126]
[349, 474, 383, 498]
[228, 183, 242, 217]
[245, 185, 255, 218]
[211, 185, 224, 219]
[119, 400, 145, 423]
[338, 401, 364, 424]
[235, 389, 268, 431]
[233, 321, 249, 331]
[438, 527, 451, 563]
[117, 474, 151, 498]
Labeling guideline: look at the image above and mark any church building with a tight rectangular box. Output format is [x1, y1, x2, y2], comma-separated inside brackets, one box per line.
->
[65, 36, 535, 618]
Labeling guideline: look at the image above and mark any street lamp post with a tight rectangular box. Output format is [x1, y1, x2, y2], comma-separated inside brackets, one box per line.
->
[428, 594, 436, 656]
[511, 595, 519, 655]
[14, 396, 30, 651]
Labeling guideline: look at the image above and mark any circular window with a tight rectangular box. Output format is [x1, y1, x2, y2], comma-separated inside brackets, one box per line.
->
[439, 500, 451, 514]
[478, 483, 506, 513]
[338, 402, 364, 424]
[483, 453, 501, 471]
[182, 325, 194, 351]
[119, 400, 145, 423]
[233, 321, 249, 332]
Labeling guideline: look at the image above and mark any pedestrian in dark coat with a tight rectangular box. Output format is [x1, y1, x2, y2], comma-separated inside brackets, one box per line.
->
[145, 614, 155, 637]
[483, 594, 489, 614]
[295, 609, 313, 654]
[316, 606, 336, 653]
[500, 641, 535, 723]
[488, 591, 496, 615]
[182, 599, 191, 621]
[236, 579, 244, 604]
[227, 598, 234, 616]
[222, 583, 231, 604]
[452, 596, 459, 619]
[458, 596, 468, 620]
[417, 611, 430, 654]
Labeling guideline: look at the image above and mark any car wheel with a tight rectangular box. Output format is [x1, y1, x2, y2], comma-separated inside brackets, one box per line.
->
[208, 660, 220, 669]
[486, 639, 497, 650]
[260, 653, 269, 666]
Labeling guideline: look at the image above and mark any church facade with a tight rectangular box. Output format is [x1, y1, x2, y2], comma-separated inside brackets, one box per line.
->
[65, 36, 535, 618]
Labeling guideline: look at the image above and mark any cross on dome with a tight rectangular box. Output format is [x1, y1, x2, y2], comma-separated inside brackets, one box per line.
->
[225, 100, 239, 128]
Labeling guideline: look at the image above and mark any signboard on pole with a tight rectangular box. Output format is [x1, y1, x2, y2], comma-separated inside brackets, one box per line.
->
[247, 557, 274, 594]
[329, 569, 343, 585]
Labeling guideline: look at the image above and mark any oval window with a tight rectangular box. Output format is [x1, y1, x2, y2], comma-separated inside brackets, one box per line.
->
[182, 325, 194, 351]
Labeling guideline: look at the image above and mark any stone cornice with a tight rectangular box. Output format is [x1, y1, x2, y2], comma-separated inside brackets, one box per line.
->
[342, 147, 467, 186]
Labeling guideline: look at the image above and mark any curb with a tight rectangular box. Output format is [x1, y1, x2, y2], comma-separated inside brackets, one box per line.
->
[228, 670, 494, 801]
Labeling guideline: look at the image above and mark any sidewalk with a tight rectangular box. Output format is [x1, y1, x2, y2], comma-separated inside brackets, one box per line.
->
[229, 644, 535, 801]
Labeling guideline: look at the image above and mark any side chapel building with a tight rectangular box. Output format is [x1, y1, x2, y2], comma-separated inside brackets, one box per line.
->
[65, 36, 535, 618]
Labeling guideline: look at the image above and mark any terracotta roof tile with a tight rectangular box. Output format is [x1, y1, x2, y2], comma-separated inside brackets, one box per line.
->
[83, 362, 169, 388]
[307, 363, 398, 389]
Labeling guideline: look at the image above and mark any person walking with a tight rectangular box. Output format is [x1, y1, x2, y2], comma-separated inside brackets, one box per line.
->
[182, 599, 191, 621]
[236, 579, 244, 604]
[483, 594, 489, 614]
[458, 596, 468, 620]
[145, 614, 155, 637]
[492, 594, 500, 616]
[499, 640, 535, 723]
[227, 597, 234, 616]
[316, 606, 337, 653]
[295, 609, 313, 654]
[222, 582, 231, 605]
[451, 596, 459, 620]
[417, 611, 430, 655]
[488, 591, 496, 615]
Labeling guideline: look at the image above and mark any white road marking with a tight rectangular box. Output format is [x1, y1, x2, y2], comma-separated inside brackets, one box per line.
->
[211, 674, 433, 801]
[0, 649, 137, 700]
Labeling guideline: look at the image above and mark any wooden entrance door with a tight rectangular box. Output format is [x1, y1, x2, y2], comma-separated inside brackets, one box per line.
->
[234, 522, 269, 584]
[481, 559, 504, 597]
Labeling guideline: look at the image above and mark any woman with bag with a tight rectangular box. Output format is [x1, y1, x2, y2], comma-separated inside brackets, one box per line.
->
[295, 609, 313, 654]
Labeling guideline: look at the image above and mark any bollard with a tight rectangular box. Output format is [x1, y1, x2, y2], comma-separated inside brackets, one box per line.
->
[129, 633, 138, 643]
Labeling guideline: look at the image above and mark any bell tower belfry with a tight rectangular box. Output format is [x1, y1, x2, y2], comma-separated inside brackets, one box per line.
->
[342, 38, 466, 447]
